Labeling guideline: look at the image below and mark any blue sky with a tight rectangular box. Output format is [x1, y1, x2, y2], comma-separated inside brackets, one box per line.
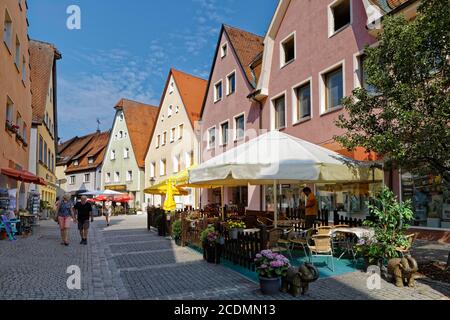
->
[28, 0, 277, 142]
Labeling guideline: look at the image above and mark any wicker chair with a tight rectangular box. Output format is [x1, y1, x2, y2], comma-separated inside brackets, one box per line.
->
[289, 228, 315, 261]
[333, 224, 350, 229]
[308, 235, 335, 272]
[267, 228, 290, 256]
[317, 226, 333, 235]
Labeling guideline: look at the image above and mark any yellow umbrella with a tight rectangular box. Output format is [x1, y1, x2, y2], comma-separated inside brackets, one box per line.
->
[144, 182, 189, 196]
[163, 180, 177, 212]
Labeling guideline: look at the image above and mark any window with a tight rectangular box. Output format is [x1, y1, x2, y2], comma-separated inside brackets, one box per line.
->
[38, 136, 43, 162]
[114, 172, 120, 182]
[234, 115, 245, 141]
[330, 0, 351, 35]
[119, 113, 124, 121]
[294, 82, 312, 122]
[220, 121, 229, 146]
[168, 105, 173, 117]
[324, 66, 344, 111]
[160, 159, 167, 176]
[88, 157, 94, 164]
[118, 131, 123, 139]
[51, 154, 54, 171]
[227, 72, 236, 95]
[124, 147, 130, 159]
[3, 10, 12, 50]
[69, 176, 76, 185]
[358, 54, 377, 94]
[16, 113, 22, 134]
[273, 95, 286, 130]
[162, 132, 167, 145]
[173, 155, 181, 173]
[73, 160, 79, 166]
[14, 36, 20, 69]
[208, 127, 216, 149]
[221, 43, 228, 58]
[169, 82, 175, 94]
[170, 127, 176, 143]
[111, 150, 116, 160]
[6, 97, 13, 124]
[150, 162, 156, 178]
[178, 124, 184, 140]
[44, 142, 48, 166]
[22, 123, 26, 143]
[175, 106, 179, 114]
[105, 172, 111, 183]
[214, 81, 223, 102]
[126, 170, 133, 182]
[281, 33, 295, 67]
[156, 135, 160, 148]
[84, 173, 90, 183]
[48, 149, 51, 168]
[185, 151, 194, 168]
[22, 56, 26, 83]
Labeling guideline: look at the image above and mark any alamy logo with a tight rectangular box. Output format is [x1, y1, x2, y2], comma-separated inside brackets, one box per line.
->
[66, 265, 81, 290]
[366, 265, 381, 290]
[66, 5, 81, 30]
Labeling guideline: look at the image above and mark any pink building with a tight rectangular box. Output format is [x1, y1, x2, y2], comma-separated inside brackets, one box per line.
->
[199, 25, 264, 211]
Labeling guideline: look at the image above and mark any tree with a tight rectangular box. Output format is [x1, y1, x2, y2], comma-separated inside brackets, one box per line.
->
[335, 0, 450, 184]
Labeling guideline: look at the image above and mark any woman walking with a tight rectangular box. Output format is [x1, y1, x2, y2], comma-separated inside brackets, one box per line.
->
[56, 194, 75, 246]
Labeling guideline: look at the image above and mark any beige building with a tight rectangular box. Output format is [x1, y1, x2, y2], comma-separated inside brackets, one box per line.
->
[144, 69, 207, 209]
[0, 0, 32, 209]
[28, 40, 61, 205]
[102, 99, 159, 209]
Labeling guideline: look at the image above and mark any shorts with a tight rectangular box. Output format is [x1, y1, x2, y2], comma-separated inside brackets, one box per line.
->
[78, 220, 90, 231]
[58, 216, 72, 230]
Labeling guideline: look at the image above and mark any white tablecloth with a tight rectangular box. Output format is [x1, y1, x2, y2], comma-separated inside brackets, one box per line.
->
[331, 227, 375, 239]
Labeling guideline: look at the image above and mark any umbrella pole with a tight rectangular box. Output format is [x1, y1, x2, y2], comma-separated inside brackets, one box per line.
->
[273, 180, 278, 228]
[221, 186, 225, 221]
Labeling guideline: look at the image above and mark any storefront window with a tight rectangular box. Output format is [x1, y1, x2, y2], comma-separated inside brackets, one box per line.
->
[401, 173, 450, 229]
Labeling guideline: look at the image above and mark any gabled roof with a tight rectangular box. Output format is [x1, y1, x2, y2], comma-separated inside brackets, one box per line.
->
[57, 133, 96, 166]
[65, 131, 110, 174]
[115, 99, 159, 169]
[200, 24, 264, 118]
[223, 25, 264, 86]
[170, 68, 207, 126]
[29, 40, 62, 124]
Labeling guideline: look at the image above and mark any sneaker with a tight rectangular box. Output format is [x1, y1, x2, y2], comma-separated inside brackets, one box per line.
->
[64, 242, 69, 246]
[80, 240, 84, 245]
[83, 239, 88, 245]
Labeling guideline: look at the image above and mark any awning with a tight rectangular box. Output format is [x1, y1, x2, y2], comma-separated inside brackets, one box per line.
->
[1, 168, 47, 186]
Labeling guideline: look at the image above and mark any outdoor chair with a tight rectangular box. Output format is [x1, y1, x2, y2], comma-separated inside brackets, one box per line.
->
[308, 235, 335, 272]
[289, 228, 315, 261]
[267, 228, 290, 256]
[396, 233, 416, 257]
[333, 224, 349, 229]
[316, 226, 333, 235]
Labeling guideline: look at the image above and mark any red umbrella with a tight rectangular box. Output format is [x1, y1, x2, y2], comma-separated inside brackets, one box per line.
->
[115, 195, 133, 202]
[1, 168, 47, 186]
[94, 195, 108, 202]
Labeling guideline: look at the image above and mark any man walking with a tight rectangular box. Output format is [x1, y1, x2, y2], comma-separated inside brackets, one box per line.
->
[74, 196, 93, 245]
[303, 187, 318, 229]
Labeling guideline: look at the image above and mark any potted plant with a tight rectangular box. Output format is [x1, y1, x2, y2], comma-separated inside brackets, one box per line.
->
[359, 187, 414, 270]
[254, 250, 290, 295]
[227, 220, 246, 240]
[201, 226, 221, 264]
[172, 219, 182, 246]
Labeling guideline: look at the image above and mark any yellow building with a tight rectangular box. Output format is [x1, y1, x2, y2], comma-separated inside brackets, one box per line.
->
[28, 40, 61, 205]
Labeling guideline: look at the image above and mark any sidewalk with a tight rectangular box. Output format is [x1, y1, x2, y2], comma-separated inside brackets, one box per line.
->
[0, 214, 448, 300]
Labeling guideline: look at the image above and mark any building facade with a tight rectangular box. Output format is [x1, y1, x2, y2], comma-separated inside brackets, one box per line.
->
[0, 0, 32, 209]
[63, 131, 110, 196]
[144, 69, 207, 209]
[101, 99, 159, 210]
[28, 40, 61, 205]
[200, 25, 264, 211]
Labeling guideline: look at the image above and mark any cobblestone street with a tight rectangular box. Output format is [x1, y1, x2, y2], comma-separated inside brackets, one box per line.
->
[0, 215, 448, 300]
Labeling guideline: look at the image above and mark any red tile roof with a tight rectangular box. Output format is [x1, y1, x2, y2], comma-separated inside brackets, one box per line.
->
[29, 40, 61, 124]
[57, 133, 97, 166]
[65, 131, 110, 174]
[115, 99, 159, 169]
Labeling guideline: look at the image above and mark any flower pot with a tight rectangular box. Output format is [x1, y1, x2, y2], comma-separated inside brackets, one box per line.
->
[259, 277, 281, 295]
[205, 244, 216, 263]
[0, 231, 7, 240]
[174, 237, 181, 246]
[229, 228, 240, 240]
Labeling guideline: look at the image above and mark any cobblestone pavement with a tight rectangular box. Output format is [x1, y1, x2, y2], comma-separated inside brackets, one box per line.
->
[0, 214, 448, 300]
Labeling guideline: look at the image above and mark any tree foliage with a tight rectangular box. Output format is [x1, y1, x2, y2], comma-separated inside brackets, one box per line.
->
[335, 0, 450, 183]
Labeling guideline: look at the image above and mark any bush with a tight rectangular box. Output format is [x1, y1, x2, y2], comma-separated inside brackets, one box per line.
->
[200, 226, 216, 244]
[172, 220, 182, 239]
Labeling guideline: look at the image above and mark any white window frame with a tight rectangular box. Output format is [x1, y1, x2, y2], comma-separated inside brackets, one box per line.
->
[214, 80, 223, 103]
[185, 151, 194, 168]
[221, 42, 228, 58]
[14, 36, 20, 70]
[119, 113, 124, 121]
[21, 56, 26, 83]
[233, 113, 246, 142]
[84, 173, 90, 183]
[270, 91, 288, 131]
[162, 132, 167, 146]
[6, 96, 14, 124]
[292, 77, 313, 125]
[170, 127, 176, 143]
[173, 154, 181, 174]
[319, 60, 346, 115]
[207, 126, 216, 150]
[69, 175, 76, 185]
[156, 135, 160, 148]
[226, 70, 236, 96]
[219, 119, 230, 146]
[126, 170, 133, 182]
[3, 9, 13, 52]
[160, 159, 167, 176]
[169, 81, 175, 94]
[328, 0, 353, 38]
[168, 105, 173, 118]
[114, 172, 120, 182]
[178, 123, 184, 140]
[280, 31, 296, 68]
[124, 147, 130, 159]
[150, 162, 156, 178]
[175, 106, 180, 114]
[111, 149, 116, 160]
[105, 172, 111, 183]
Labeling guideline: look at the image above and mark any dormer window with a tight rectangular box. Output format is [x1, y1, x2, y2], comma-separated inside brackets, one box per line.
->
[73, 160, 79, 166]
[88, 157, 94, 164]
[221, 43, 228, 58]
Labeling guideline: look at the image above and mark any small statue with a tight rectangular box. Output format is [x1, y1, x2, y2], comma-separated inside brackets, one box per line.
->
[387, 255, 419, 287]
[281, 263, 319, 296]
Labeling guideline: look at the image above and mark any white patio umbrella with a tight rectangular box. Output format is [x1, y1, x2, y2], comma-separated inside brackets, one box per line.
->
[80, 190, 126, 196]
[189, 131, 383, 227]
